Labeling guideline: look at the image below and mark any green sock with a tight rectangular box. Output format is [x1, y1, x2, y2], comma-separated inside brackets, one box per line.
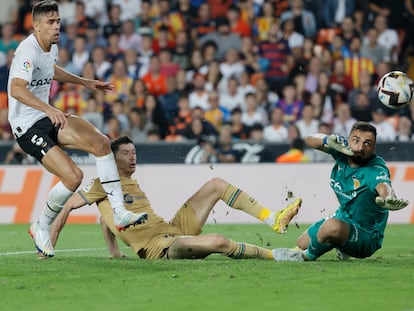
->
[304, 233, 333, 260]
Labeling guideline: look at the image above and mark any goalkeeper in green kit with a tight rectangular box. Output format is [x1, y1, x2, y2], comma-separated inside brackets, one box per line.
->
[272, 121, 409, 261]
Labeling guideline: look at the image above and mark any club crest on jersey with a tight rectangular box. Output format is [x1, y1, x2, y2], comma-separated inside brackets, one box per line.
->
[21, 60, 32, 72]
[124, 194, 134, 204]
[352, 176, 360, 189]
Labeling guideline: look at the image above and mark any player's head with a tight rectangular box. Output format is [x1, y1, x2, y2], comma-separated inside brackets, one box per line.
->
[348, 121, 377, 166]
[111, 136, 137, 176]
[32, 0, 60, 45]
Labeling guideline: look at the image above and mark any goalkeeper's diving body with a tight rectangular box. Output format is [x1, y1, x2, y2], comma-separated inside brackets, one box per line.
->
[273, 121, 409, 262]
[50, 136, 302, 260]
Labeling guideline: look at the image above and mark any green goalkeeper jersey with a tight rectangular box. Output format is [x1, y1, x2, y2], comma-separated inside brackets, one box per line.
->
[329, 150, 391, 243]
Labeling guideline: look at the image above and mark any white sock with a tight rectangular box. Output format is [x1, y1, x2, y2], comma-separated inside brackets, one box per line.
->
[95, 153, 127, 216]
[38, 182, 73, 227]
[263, 211, 276, 227]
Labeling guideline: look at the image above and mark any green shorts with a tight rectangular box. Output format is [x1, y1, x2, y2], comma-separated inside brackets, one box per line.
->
[308, 216, 382, 258]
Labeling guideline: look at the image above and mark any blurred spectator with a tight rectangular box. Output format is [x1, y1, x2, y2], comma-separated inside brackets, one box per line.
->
[127, 107, 153, 143]
[199, 17, 242, 60]
[124, 49, 143, 81]
[16, 0, 32, 36]
[58, 0, 76, 29]
[333, 103, 357, 137]
[204, 60, 223, 92]
[0, 50, 13, 110]
[57, 47, 78, 75]
[258, 22, 293, 94]
[72, 35, 90, 75]
[370, 107, 397, 141]
[287, 123, 302, 143]
[360, 27, 388, 66]
[142, 54, 168, 96]
[75, 0, 95, 36]
[218, 48, 245, 90]
[0, 108, 12, 140]
[275, 138, 310, 163]
[82, 0, 108, 25]
[119, 19, 142, 53]
[338, 16, 360, 48]
[111, 99, 130, 133]
[146, 125, 162, 142]
[240, 36, 269, 74]
[204, 90, 231, 131]
[167, 95, 192, 140]
[238, 71, 256, 99]
[105, 32, 125, 63]
[85, 21, 107, 52]
[248, 122, 265, 142]
[178, 116, 218, 141]
[207, 0, 233, 20]
[137, 33, 155, 75]
[91, 46, 112, 80]
[188, 73, 209, 110]
[175, 68, 194, 95]
[128, 79, 147, 110]
[0, 23, 19, 55]
[220, 77, 245, 111]
[190, 2, 216, 41]
[372, 14, 400, 65]
[105, 59, 133, 103]
[329, 58, 353, 100]
[159, 48, 180, 78]
[280, 0, 317, 39]
[103, 4, 122, 39]
[281, 17, 305, 51]
[54, 83, 88, 115]
[174, 0, 198, 27]
[112, 0, 142, 22]
[274, 82, 304, 124]
[263, 107, 289, 143]
[60, 22, 77, 54]
[227, 5, 252, 38]
[143, 94, 170, 139]
[348, 69, 378, 110]
[254, 1, 278, 41]
[342, 35, 375, 89]
[172, 30, 191, 70]
[295, 103, 319, 138]
[322, 0, 355, 29]
[304, 56, 322, 94]
[154, 0, 185, 40]
[241, 92, 268, 128]
[186, 49, 208, 83]
[159, 76, 180, 124]
[82, 95, 104, 131]
[368, 0, 406, 30]
[229, 107, 249, 140]
[105, 116, 122, 140]
[4, 143, 35, 165]
[136, 0, 153, 32]
[396, 116, 413, 141]
[350, 93, 375, 122]
[152, 24, 176, 54]
[305, 122, 334, 162]
[0, 0, 18, 25]
[314, 70, 336, 123]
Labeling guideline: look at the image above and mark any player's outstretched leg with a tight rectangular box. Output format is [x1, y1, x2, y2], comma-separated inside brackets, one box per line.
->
[28, 182, 74, 257]
[95, 153, 148, 231]
[221, 184, 302, 234]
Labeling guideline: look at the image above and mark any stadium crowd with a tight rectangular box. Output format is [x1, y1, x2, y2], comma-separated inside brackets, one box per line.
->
[1, 0, 414, 164]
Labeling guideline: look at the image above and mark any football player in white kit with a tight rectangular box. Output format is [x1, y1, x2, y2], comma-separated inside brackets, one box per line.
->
[7, 0, 147, 258]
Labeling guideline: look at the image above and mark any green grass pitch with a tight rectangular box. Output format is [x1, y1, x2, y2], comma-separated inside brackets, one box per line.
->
[1, 223, 413, 311]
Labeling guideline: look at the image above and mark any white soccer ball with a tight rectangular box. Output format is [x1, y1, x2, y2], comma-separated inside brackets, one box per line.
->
[377, 71, 414, 109]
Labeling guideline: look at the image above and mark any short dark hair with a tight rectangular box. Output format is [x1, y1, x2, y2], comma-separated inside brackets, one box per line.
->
[111, 136, 134, 154]
[350, 121, 377, 139]
[32, 0, 59, 20]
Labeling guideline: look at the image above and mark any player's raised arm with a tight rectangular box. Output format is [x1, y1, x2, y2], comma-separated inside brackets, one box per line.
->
[50, 192, 88, 247]
[305, 133, 354, 156]
[53, 65, 114, 91]
[375, 182, 409, 211]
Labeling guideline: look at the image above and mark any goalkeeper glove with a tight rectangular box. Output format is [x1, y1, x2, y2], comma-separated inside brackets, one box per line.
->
[375, 196, 409, 211]
[323, 134, 354, 156]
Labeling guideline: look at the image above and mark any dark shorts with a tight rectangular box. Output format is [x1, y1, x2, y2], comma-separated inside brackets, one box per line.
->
[16, 117, 59, 162]
[308, 216, 381, 259]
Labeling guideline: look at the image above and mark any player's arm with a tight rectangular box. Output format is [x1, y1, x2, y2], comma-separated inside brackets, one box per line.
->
[99, 217, 126, 258]
[9, 77, 68, 128]
[305, 133, 354, 156]
[375, 182, 409, 211]
[53, 65, 114, 91]
[50, 192, 88, 247]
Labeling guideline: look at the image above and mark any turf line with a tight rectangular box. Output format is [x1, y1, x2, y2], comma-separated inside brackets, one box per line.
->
[0, 247, 108, 256]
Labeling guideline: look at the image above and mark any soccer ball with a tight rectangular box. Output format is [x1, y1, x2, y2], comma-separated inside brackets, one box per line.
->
[377, 71, 414, 109]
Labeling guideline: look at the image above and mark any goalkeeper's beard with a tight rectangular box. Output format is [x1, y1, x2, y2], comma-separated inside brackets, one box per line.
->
[350, 153, 373, 166]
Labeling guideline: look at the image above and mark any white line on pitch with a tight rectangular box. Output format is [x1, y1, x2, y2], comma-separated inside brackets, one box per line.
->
[0, 247, 108, 256]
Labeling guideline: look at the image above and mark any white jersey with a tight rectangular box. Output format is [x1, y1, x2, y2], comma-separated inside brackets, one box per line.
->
[7, 34, 58, 137]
